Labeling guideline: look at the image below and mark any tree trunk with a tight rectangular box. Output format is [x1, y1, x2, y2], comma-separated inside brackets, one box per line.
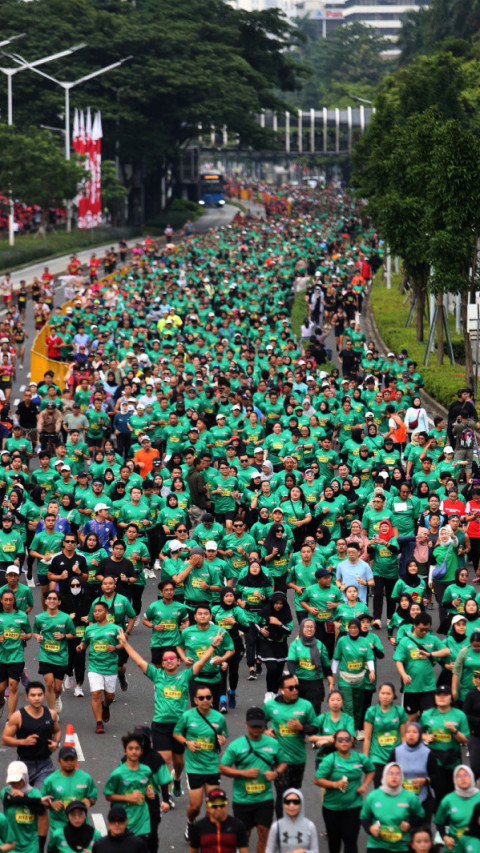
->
[436, 291, 444, 367]
[461, 287, 474, 388]
[411, 275, 426, 342]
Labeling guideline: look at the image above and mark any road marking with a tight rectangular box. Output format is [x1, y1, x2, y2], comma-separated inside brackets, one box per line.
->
[19, 385, 25, 392]
[73, 732, 85, 762]
[92, 814, 107, 835]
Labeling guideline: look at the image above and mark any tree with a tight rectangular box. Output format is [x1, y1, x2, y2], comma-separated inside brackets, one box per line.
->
[291, 21, 391, 109]
[0, 125, 85, 225]
[399, 0, 480, 63]
[101, 160, 127, 225]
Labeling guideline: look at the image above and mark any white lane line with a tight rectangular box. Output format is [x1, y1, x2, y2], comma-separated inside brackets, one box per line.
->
[92, 814, 107, 835]
[19, 385, 25, 392]
[73, 732, 85, 762]
[27, 372, 30, 378]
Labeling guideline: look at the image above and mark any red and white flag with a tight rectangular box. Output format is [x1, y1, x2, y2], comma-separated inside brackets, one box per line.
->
[77, 107, 103, 229]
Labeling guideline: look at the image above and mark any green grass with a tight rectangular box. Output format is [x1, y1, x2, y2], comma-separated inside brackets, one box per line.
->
[370, 269, 469, 408]
[0, 226, 138, 275]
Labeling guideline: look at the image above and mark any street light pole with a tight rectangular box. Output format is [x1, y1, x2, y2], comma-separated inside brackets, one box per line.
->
[0, 43, 87, 245]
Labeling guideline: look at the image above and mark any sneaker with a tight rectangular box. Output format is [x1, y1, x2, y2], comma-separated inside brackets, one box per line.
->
[102, 703, 110, 723]
[63, 675, 73, 690]
[134, 615, 141, 627]
[119, 673, 128, 692]
[96, 721, 105, 734]
[154, 558, 162, 571]
[256, 661, 263, 674]
[184, 823, 193, 841]
[248, 669, 257, 681]
[371, 619, 382, 629]
[227, 689, 236, 709]
[74, 685, 84, 697]
[55, 697, 63, 713]
[219, 697, 228, 714]
[356, 730, 365, 741]
[173, 778, 183, 797]
[168, 795, 175, 809]
[20, 670, 30, 687]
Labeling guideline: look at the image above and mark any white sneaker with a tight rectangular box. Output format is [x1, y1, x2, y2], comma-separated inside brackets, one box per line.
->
[134, 615, 141, 627]
[356, 730, 365, 741]
[148, 569, 155, 578]
[154, 559, 161, 571]
[63, 675, 73, 690]
[74, 685, 84, 697]
[55, 697, 63, 713]
[372, 619, 382, 629]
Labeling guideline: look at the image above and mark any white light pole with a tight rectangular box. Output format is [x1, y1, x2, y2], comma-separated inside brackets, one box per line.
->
[0, 43, 87, 245]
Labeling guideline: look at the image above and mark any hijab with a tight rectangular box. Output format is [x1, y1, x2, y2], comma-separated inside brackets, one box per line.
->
[260, 590, 292, 626]
[29, 485, 44, 507]
[465, 599, 480, 622]
[261, 461, 274, 482]
[378, 519, 395, 541]
[109, 480, 127, 502]
[220, 587, 236, 610]
[403, 721, 422, 751]
[405, 562, 422, 588]
[395, 593, 413, 619]
[64, 817, 95, 852]
[380, 762, 404, 797]
[241, 561, 271, 588]
[80, 532, 101, 554]
[298, 618, 322, 674]
[347, 617, 361, 641]
[454, 765, 479, 799]
[455, 568, 468, 588]
[264, 522, 287, 557]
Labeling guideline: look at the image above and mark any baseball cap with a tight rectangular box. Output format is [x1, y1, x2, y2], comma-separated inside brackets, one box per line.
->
[205, 541, 218, 550]
[169, 540, 182, 552]
[451, 614, 467, 626]
[6, 565, 19, 575]
[246, 707, 267, 726]
[107, 805, 128, 822]
[315, 567, 331, 579]
[6, 761, 27, 783]
[254, 447, 264, 454]
[216, 413, 226, 420]
[66, 800, 87, 814]
[387, 352, 395, 357]
[444, 446, 454, 454]
[190, 546, 204, 557]
[206, 788, 228, 804]
[61, 465, 71, 472]
[435, 685, 452, 695]
[272, 506, 284, 513]
[59, 745, 77, 760]
[94, 503, 110, 512]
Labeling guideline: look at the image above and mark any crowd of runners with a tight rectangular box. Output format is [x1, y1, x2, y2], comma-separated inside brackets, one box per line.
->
[0, 185, 479, 853]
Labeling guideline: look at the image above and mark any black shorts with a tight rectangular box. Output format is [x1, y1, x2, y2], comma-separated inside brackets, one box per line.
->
[38, 574, 50, 588]
[187, 772, 220, 790]
[38, 662, 67, 681]
[151, 721, 185, 755]
[233, 800, 274, 831]
[0, 661, 24, 682]
[87, 437, 103, 448]
[403, 690, 435, 716]
[117, 648, 128, 668]
[214, 511, 236, 524]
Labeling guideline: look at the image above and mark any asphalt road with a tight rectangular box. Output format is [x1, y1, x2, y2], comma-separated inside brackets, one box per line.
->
[0, 202, 426, 849]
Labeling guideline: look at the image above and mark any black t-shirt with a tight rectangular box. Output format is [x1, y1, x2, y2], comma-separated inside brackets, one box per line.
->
[189, 816, 248, 853]
[96, 556, 135, 596]
[50, 551, 88, 597]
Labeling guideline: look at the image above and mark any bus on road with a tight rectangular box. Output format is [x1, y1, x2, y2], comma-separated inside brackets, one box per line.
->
[199, 172, 225, 207]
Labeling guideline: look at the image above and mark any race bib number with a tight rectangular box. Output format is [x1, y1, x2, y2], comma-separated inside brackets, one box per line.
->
[44, 641, 60, 652]
[247, 593, 260, 603]
[377, 733, 397, 747]
[164, 687, 182, 699]
[75, 627, 85, 637]
[191, 578, 204, 588]
[433, 730, 452, 742]
[410, 648, 422, 659]
[93, 642, 108, 652]
[3, 630, 19, 639]
[278, 725, 295, 736]
[245, 782, 266, 794]
[299, 658, 315, 670]
[346, 660, 363, 671]
[403, 779, 420, 794]
[16, 812, 34, 824]
[379, 827, 402, 843]
[196, 647, 208, 658]
[198, 738, 214, 751]
[161, 622, 176, 631]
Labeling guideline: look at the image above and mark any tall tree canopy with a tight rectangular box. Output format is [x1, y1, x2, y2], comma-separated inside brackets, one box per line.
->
[399, 0, 480, 63]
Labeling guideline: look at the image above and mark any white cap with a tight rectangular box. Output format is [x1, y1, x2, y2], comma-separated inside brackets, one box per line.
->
[365, 412, 374, 418]
[216, 413, 226, 420]
[254, 447, 264, 454]
[387, 352, 395, 357]
[169, 539, 182, 551]
[273, 506, 284, 513]
[6, 565, 19, 575]
[140, 435, 151, 443]
[136, 403, 145, 409]
[232, 405, 240, 411]
[444, 446, 454, 454]
[451, 614, 467, 626]
[6, 761, 27, 783]
[61, 464, 71, 472]
[306, 375, 315, 381]
[94, 502, 110, 512]
[205, 540, 218, 550]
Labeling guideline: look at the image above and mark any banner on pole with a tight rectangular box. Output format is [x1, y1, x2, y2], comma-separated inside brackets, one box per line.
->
[72, 107, 102, 229]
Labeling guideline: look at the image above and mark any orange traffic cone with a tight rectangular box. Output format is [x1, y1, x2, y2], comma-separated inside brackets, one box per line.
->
[64, 723, 78, 768]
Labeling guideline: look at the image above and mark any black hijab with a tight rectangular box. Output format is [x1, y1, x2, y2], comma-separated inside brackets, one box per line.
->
[260, 591, 292, 626]
[64, 817, 95, 851]
[264, 522, 287, 557]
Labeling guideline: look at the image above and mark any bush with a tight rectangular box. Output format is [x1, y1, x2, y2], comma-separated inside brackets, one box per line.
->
[370, 269, 471, 409]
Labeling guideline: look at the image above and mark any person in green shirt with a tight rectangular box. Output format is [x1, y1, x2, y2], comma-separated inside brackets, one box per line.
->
[332, 618, 376, 735]
[178, 603, 234, 711]
[394, 612, 450, 719]
[299, 568, 343, 658]
[457, 804, 480, 853]
[363, 683, 408, 786]
[0, 588, 31, 716]
[29, 514, 65, 606]
[41, 746, 97, 851]
[173, 684, 228, 839]
[143, 579, 188, 664]
[219, 706, 287, 853]
[263, 673, 318, 814]
[308, 689, 356, 765]
[420, 686, 469, 797]
[368, 520, 400, 630]
[210, 461, 240, 531]
[104, 733, 159, 839]
[435, 765, 480, 853]
[286, 617, 333, 714]
[315, 728, 375, 852]
[77, 601, 122, 733]
[1, 760, 49, 853]
[0, 565, 33, 613]
[50, 800, 102, 853]
[117, 625, 225, 799]
[33, 590, 75, 714]
[361, 762, 424, 852]
[0, 514, 24, 584]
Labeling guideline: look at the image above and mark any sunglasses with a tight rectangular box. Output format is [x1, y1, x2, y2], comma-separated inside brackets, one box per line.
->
[177, 529, 187, 533]
[336, 736, 352, 742]
[284, 685, 299, 691]
[162, 655, 177, 662]
[197, 694, 213, 700]
[70, 584, 81, 588]
[208, 803, 227, 809]
[284, 799, 301, 805]
[109, 818, 127, 824]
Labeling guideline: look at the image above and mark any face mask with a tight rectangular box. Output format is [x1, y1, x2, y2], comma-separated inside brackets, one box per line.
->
[71, 587, 81, 596]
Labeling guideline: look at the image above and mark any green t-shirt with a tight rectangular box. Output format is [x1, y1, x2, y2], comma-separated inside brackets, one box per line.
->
[30, 530, 65, 576]
[83, 622, 121, 674]
[286, 636, 330, 681]
[0, 582, 33, 612]
[361, 787, 424, 851]
[221, 734, 279, 804]
[364, 704, 408, 764]
[420, 706, 470, 764]
[174, 707, 228, 773]
[0, 610, 30, 662]
[263, 696, 317, 763]
[33, 610, 75, 666]
[333, 634, 375, 688]
[0, 529, 23, 563]
[393, 630, 447, 693]
[299, 582, 343, 622]
[435, 791, 480, 852]
[180, 624, 234, 682]
[144, 599, 187, 647]
[315, 751, 374, 810]
[104, 762, 155, 836]
[146, 664, 194, 723]
[1, 784, 42, 853]
[41, 769, 97, 833]
[87, 593, 135, 628]
[211, 475, 238, 513]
